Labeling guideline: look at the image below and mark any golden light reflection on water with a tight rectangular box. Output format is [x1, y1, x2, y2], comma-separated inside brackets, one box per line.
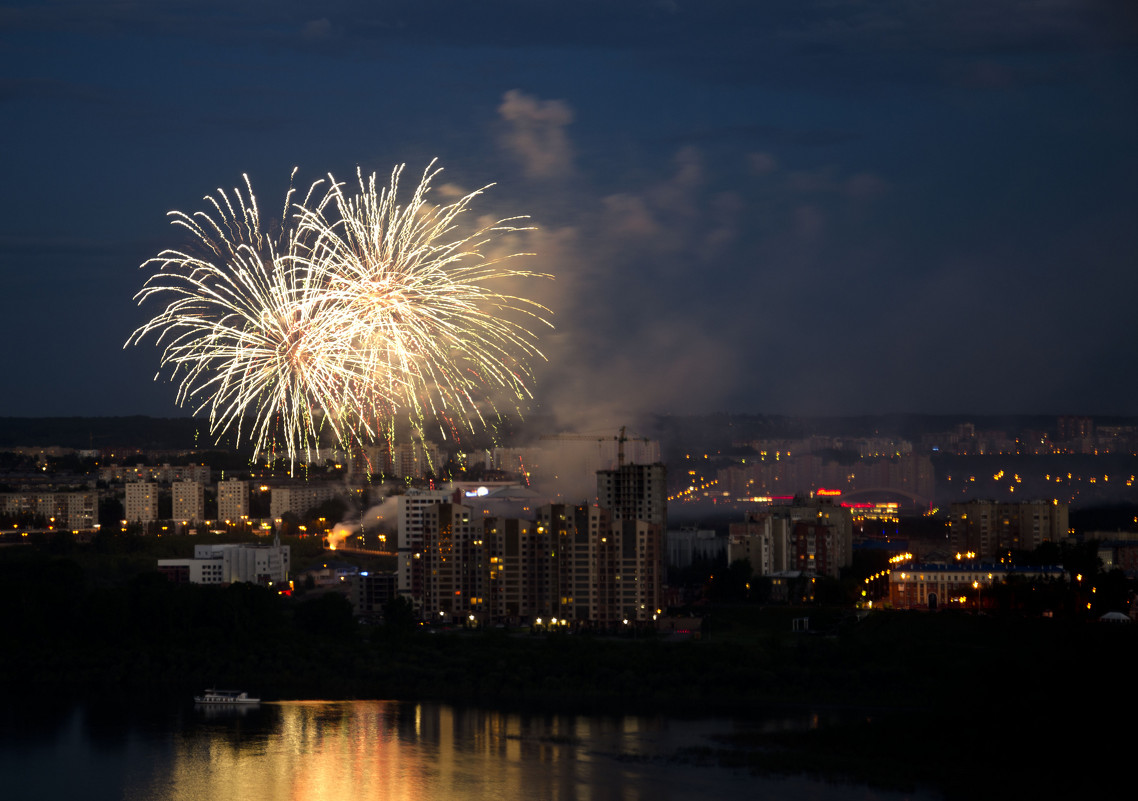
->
[162, 701, 669, 801]
[5, 701, 923, 801]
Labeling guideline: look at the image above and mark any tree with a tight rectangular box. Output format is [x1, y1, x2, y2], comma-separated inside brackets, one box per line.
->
[382, 595, 417, 634]
[707, 558, 753, 603]
[294, 592, 356, 638]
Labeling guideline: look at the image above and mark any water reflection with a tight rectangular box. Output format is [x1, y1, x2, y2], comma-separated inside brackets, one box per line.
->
[0, 700, 935, 801]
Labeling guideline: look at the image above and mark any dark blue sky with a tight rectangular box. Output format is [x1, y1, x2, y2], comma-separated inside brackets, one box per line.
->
[1, 1, 1136, 428]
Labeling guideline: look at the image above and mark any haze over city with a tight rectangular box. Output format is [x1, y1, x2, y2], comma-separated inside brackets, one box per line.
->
[1, 2, 1135, 429]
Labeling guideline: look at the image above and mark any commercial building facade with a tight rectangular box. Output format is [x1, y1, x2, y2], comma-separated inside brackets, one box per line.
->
[889, 562, 1066, 610]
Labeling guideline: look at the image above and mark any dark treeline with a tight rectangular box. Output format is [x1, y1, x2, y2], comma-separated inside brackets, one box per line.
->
[8, 412, 1138, 453]
[0, 416, 200, 450]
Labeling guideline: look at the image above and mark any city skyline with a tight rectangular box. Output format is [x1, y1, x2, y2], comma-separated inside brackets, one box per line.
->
[2, 2, 1135, 428]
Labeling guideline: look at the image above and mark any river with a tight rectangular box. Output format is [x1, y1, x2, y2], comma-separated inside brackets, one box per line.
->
[1, 698, 937, 800]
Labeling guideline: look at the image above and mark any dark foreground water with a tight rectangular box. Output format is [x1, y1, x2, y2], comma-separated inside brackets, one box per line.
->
[0, 698, 936, 801]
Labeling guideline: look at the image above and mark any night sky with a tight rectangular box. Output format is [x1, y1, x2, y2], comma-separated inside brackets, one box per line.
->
[2, 1, 1135, 429]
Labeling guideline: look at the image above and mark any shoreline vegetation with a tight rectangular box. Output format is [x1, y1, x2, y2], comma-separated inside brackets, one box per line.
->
[3, 547, 1133, 798]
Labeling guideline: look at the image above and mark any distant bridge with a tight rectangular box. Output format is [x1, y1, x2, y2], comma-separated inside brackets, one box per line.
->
[326, 545, 397, 558]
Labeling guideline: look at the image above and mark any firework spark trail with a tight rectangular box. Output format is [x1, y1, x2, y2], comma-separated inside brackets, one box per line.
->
[294, 163, 551, 437]
[128, 162, 551, 469]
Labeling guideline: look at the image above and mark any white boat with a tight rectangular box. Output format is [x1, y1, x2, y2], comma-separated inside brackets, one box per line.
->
[194, 689, 260, 705]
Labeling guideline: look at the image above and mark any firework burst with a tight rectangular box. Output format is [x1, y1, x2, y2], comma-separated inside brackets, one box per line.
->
[128, 162, 551, 468]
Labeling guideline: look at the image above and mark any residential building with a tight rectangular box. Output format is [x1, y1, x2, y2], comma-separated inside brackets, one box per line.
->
[396, 487, 456, 597]
[947, 500, 1069, 559]
[125, 482, 158, 522]
[483, 516, 545, 623]
[99, 464, 210, 484]
[390, 441, 441, 479]
[418, 502, 483, 621]
[596, 462, 667, 527]
[790, 519, 843, 578]
[537, 503, 662, 627]
[217, 479, 249, 523]
[728, 499, 853, 577]
[351, 571, 398, 618]
[269, 482, 342, 519]
[665, 528, 725, 569]
[172, 480, 204, 523]
[0, 491, 97, 530]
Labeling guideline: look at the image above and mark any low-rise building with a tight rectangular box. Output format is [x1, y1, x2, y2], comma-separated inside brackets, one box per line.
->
[100, 464, 211, 484]
[888, 562, 1065, 610]
[157, 538, 290, 587]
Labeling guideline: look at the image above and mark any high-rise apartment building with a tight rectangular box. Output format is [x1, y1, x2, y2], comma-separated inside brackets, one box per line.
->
[172, 480, 204, 523]
[217, 479, 249, 523]
[596, 462, 666, 527]
[947, 500, 1069, 559]
[419, 502, 482, 620]
[392, 441, 442, 479]
[537, 503, 662, 626]
[482, 516, 549, 623]
[396, 487, 456, 597]
[728, 499, 853, 578]
[269, 483, 341, 519]
[125, 482, 158, 522]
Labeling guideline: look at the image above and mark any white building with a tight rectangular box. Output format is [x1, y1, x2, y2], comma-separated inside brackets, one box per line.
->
[157, 539, 290, 586]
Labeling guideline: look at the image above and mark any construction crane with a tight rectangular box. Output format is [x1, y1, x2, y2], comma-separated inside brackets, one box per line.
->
[538, 426, 648, 468]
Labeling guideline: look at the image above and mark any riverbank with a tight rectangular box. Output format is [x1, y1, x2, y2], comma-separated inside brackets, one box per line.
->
[3, 560, 1133, 798]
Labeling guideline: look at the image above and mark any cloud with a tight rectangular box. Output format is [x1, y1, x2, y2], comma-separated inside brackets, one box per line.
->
[301, 18, 334, 41]
[844, 172, 889, 199]
[497, 90, 574, 179]
[0, 76, 110, 105]
[747, 152, 778, 175]
[782, 166, 889, 199]
[602, 194, 661, 239]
